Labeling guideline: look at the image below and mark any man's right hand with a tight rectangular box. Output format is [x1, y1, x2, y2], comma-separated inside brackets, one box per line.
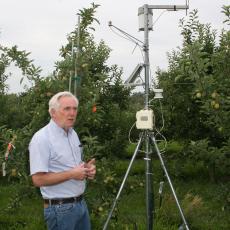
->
[70, 163, 89, 180]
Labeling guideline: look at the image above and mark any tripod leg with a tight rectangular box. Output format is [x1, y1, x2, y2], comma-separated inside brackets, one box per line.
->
[103, 132, 144, 230]
[150, 135, 190, 230]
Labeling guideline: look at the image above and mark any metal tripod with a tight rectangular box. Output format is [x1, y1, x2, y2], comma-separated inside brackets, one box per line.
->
[103, 3, 189, 229]
[103, 130, 190, 230]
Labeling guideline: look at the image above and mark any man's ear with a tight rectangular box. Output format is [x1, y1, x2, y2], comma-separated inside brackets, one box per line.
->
[50, 108, 56, 118]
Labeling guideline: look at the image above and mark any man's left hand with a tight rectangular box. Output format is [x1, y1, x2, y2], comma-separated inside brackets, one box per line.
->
[85, 158, 96, 180]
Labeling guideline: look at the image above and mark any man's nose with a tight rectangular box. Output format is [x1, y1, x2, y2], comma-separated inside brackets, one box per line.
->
[70, 108, 77, 115]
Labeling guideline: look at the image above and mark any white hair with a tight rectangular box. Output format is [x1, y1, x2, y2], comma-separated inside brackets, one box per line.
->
[48, 91, 79, 114]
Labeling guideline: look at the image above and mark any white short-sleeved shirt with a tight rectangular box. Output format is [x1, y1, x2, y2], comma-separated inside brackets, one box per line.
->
[29, 119, 85, 199]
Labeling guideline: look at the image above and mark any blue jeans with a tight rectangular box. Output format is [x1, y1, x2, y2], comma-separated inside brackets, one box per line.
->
[44, 199, 91, 230]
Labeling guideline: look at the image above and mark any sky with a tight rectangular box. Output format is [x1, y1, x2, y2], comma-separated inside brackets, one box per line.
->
[0, 0, 228, 93]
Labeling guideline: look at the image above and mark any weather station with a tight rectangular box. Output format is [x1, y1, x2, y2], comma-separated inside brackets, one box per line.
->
[103, 1, 190, 230]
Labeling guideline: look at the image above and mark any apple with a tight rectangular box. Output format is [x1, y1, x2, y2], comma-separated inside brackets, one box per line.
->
[11, 169, 17, 177]
[211, 92, 218, 99]
[196, 92, 202, 98]
[214, 103, 220, 109]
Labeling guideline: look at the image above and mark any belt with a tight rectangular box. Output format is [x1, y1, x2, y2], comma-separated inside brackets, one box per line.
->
[44, 195, 83, 206]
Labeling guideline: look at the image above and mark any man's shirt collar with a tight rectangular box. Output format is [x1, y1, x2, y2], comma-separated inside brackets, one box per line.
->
[49, 119, 73, 136]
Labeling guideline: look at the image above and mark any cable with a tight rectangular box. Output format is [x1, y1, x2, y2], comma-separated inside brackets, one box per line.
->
[128, 121, 138, 144]
[109, 23, 144, 44]
[154, 127, 167, 153]
[109, 26, 139, 46]
[147, 100, 167, 152]
[109, 23, 145, 60]
[158, 101, 165, 132]
[152, 10, 167, 27]
[153, 107, 167, 153]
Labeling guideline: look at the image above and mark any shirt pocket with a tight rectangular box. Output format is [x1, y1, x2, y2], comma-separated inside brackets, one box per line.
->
[50, 144, 75, 168]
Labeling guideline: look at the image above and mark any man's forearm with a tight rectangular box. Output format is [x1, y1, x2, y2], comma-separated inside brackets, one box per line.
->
[32, 170, 74, 187]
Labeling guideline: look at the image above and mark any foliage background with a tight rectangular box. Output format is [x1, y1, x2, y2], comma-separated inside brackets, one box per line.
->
[0, 3, 229, 230]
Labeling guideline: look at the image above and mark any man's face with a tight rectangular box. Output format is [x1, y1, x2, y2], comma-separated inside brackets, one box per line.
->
[51, 96, 78, 131]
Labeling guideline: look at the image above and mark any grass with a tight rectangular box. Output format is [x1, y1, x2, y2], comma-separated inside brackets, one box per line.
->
[0, 159, 229, 229]
[109, 179, 230, 229]
[0, 183, 45, 230]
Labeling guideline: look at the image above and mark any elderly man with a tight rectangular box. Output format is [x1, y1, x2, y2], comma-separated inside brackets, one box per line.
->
[29, 91, 96, 230]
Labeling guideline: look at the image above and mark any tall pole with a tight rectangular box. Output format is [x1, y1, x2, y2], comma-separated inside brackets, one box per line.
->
[143, 4, 154, 230]
[143, 4, 150, 110]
